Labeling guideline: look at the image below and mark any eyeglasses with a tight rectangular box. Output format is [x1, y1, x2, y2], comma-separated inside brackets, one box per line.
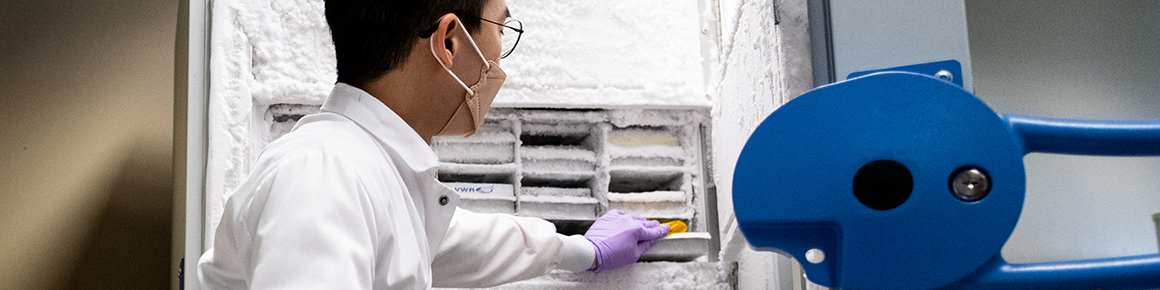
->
[421, 15, 524, 59]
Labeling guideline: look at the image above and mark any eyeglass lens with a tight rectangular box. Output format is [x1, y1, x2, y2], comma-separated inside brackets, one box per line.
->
[500, 20, 522, 58]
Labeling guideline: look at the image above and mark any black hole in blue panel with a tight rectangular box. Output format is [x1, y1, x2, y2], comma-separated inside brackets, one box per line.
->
[853, 160, 913, 210]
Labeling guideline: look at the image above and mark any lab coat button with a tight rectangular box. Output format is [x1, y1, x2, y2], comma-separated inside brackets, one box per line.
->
[438, 195, 449, 206]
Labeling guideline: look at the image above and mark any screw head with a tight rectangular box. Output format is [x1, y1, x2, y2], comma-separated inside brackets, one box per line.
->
[935, 70, 954, 83]
[951, 167, 990, 202]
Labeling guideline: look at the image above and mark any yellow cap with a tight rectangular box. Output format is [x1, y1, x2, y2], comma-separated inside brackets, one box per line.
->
[662, 220, 687, 235]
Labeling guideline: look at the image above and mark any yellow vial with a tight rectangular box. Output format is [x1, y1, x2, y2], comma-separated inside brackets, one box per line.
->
[662, 220, 687, 235]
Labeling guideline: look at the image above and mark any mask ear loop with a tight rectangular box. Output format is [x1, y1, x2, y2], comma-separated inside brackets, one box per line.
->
[430, 18, 492, 95]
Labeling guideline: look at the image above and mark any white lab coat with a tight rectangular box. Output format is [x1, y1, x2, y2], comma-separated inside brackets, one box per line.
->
[198, 83, 595, 289]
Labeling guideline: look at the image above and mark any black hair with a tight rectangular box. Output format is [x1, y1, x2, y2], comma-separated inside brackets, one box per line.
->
[324, 0, 488, 88]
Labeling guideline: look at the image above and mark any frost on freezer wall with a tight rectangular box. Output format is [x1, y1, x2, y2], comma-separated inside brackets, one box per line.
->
[712, 0, 812, 241]
[204, 0, 337, 247]
[710, 0, 811, 289]
[713, 0, 780, 250]
[497, 0, 710, 108]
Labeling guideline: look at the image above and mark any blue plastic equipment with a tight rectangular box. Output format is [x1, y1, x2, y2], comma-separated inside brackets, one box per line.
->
[733, 71, 1160, 289]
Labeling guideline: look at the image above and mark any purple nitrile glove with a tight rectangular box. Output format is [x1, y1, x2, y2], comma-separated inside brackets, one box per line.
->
[584, 209, 670, 273]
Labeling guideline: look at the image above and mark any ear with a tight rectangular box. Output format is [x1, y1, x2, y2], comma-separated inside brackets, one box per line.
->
[430, 13, 462, 68]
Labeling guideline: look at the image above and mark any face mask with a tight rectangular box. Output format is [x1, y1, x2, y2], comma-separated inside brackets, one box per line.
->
[432, 19, 507, 137]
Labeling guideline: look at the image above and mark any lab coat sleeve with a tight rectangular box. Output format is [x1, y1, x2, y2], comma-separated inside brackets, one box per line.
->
[245, 152, 377, 289]
[430, 208, 596, 288]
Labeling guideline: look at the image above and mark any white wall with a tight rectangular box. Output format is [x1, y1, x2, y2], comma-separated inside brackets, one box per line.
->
[966, 0, 1160, 263]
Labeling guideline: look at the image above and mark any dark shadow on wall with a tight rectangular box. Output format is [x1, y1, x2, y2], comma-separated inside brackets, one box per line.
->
[62, 140, 173, 289]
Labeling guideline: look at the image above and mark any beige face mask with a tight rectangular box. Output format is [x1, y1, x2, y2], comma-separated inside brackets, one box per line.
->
[432, 19, 508, 137]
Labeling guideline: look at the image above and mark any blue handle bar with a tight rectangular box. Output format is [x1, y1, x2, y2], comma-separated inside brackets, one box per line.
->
[1003, 114, 1160, 156]
[990, 115, 1160, 289]
[959, 254, 1160, 290]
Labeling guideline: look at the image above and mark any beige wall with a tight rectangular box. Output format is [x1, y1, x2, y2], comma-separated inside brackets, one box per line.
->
[0, 0, 178, 288]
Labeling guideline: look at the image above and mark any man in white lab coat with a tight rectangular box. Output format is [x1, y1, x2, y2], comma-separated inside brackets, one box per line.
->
[197, 0, 671, 289]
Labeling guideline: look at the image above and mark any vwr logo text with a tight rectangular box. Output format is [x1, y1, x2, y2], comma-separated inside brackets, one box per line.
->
[454, 185, 495, 194]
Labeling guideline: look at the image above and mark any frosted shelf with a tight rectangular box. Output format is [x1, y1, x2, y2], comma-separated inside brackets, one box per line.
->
[610, 156, 682, 167]
[640, 232, 712, 262]
[522, 159, 596, 172]
[606, 144, 684, 158]
[605, 191, 685, 203]
[522, 146, 597, 172]
[438, 163, 518, 175]
[522, 146, 597, 161]
[521, 187, 592, 198]
[521, 171, 595, 188]
[607, 144, 685, 167]
[608, 126, 680, 147]
[608, 167, 685, 193]
[520, 123, 594, 150]
[520, 195, 599, 204]
[517, 110, 605, 124]
[433, 142, 514, 164]
[522, 122, 593, 136]
[431, 132, 516, 144]
[609, 202, 692, 220]
[607, 192, 689, 221]
[431, 120, 517, 164]
[520, 196, 599, 220]
[608, 166, 687, 175]
[460, 199, 515, 215]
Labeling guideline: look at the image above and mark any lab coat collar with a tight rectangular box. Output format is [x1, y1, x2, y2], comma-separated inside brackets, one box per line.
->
[320, 83, 441, 174]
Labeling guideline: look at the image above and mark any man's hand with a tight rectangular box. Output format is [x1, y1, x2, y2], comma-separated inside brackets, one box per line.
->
[583, 209, 670, 273]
